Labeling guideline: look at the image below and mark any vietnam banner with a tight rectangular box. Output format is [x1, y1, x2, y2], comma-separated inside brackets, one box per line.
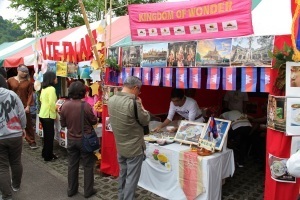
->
[128, 0, 253, 41]
[133, 67, 142, 79]
[122, 67, 133, 81]
[176, 68, 188, 88]
[162, 68, 173, 87]
[260, 67, 271, 93]
[142, 67, 151, 85]
[222, 67, 236, 90]
[152, 68, 162, 86]
[241, 67, 257, 92]
[189, 68, 201, 89]
[206, 67, 220, 90]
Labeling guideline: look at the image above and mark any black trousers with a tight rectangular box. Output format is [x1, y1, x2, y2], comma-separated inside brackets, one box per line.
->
[228, 126, 252, 165]
[67, 139, 96, 197]
[40, 118, 55, 161]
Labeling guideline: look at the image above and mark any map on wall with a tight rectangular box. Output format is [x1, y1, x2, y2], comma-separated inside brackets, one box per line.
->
[196, 38, 232, 67]
[230, 35, 274, 67]
[141, 43, 168, 67]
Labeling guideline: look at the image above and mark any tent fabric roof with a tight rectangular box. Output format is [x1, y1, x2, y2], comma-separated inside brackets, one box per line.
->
[2, 16, 130, 67]
[0, 38, 36, 67]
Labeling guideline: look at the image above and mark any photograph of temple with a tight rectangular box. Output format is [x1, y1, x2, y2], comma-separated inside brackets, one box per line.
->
[196, 38, 232, 66]
[141, 43, 168, 67]
[230, 36, 274, 67]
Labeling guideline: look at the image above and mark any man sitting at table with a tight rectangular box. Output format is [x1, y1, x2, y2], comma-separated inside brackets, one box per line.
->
[153, 88, 204, 132]
[219, 109, 252, 168]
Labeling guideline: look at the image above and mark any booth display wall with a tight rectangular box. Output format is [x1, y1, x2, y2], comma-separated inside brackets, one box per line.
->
[264, 35, 300, 200]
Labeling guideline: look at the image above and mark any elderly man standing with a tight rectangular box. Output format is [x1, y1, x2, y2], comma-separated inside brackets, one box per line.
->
[108, 76, 150, 200]
[7, 64, 38, 149]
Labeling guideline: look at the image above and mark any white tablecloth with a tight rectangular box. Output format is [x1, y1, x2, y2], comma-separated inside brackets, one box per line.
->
[138, 143, 235, 200]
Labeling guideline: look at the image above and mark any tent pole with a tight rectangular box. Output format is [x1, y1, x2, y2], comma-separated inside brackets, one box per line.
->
[109, 0, 112, 47]
[78, 0, 102, 70]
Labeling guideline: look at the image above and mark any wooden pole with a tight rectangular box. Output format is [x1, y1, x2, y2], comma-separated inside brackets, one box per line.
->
[78, 0, 103, 71]
[109, 0, 112, 47]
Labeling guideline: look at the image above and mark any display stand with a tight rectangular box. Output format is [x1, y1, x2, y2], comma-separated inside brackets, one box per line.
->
[100, 105, 119, 177]
[264, 35, 300, 200]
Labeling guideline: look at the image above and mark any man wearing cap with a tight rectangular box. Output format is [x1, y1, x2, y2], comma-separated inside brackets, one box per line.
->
[7, 64, 38, 149]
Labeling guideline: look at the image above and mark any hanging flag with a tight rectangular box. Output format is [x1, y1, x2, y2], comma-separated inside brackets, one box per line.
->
[162, 68, 173, 87]
[222, 67, 236, 90]
[189, 68, 201, 89]
[142, 68, 151, 85]
[152, 68, 162, 86]
[260, 67, 271, 92]
[133, 67, 142, 79]
[241, 67, 257, 92]
[176, 68, 188, 88]
[122, 67, 133, 81]
[206, 67, 220, 90]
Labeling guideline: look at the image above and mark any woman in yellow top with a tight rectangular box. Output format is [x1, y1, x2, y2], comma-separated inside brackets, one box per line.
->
[39, 71, 58, 161]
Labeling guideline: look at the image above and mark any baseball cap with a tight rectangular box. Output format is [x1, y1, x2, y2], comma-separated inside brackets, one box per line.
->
[286, 150, 300, 178]
[17, 66, 29, 73]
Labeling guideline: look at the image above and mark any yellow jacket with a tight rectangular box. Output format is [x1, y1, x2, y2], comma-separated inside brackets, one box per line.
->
[39, 86, 57, 119]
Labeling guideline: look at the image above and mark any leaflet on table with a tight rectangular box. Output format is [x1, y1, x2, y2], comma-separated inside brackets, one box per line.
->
[145, 144, 173, 172]
[269, 153, 296, 183]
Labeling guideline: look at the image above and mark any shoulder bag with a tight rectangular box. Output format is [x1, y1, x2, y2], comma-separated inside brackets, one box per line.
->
[81, 102, 100, 153]
[133, 99, 149, 135]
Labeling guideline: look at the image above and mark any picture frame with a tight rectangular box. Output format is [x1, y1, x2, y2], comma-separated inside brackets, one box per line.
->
[200, 117, 231, 151]
[286, 98, 300, 136]
[267, 95, 286, 132]
[286, 62, 300, 97]
[174, 121, 207, 145]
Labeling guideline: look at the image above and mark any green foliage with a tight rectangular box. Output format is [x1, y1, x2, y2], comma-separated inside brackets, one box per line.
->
[111, 0, 165, 16]
[106, 57, 120, 72]
[0, 16, 25, 44]
[8, 0, 164, 38]
[268, 42, 294, 91]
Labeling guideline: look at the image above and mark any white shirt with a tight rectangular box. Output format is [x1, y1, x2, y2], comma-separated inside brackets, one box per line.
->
[167, 97, 202, 122]
[220, 110, 252, 130]
[224, 91, 248, 113]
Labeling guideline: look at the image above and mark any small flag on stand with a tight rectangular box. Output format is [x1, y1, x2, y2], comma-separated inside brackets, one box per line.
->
[162, 68, 173, 87]
[122, 67, 133, 81]
[189, 68, 201, 88]
[142, 68, 151, 85]
[241, 67, 257, 92]
[222, 67, 236, 90]
[208, 117, 218, 139]
[176, 68, 188, 88]
[206, 67, 220, 90]
[152, 68, 162, 86]
[260, 67, 271, 92]
[117, 70, 123, 84]
[133, 67, 142, 79]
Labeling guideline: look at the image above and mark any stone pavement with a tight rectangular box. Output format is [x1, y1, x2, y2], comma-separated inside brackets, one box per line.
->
[18, 137, 161, 200]
[8, 136, 264, 200]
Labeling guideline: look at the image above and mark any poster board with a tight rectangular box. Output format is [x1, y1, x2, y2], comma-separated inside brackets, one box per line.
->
[174, 121, 207, 145]
[200, 117, 231, 151]
[286, 62, 300, 97]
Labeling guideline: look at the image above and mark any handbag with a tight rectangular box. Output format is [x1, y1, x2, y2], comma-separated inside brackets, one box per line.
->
[133, 99, 149, 135]
[81, 102, 100, 153]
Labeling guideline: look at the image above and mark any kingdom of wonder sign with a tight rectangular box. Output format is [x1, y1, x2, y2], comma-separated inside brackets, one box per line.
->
[128, 0, 253, 41]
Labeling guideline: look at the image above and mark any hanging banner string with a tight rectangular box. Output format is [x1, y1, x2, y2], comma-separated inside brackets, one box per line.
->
[292, 0, 300, 61]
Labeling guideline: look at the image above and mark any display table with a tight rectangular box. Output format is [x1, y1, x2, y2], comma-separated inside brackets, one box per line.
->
[138, 143, 235, 200]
